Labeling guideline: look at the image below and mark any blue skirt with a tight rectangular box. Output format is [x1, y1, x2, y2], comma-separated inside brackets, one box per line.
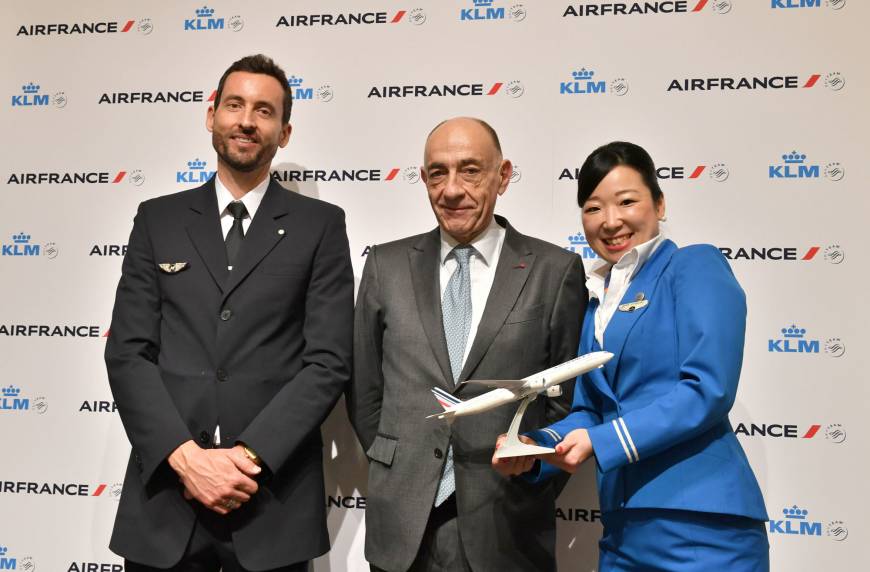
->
[598, 509, 769, 571]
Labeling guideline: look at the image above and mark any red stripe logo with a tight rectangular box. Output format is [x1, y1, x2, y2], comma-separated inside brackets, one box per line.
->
[208, 90, 217, 102]
[688, 166, 706, 179]
[487, 83, 503, 95]
[802, 425, 821, 439]
[103, 329, 111, 338]
[803, 74, 821, 88]
[385, 168, 400, 181]
[802, 246, 820, 260]
[121, 20, 135, 32]
[692, 0, 709, 11]
[391, 11, 407, 23]
[92, 484, 107, 496]
[113, 172, 127, 183]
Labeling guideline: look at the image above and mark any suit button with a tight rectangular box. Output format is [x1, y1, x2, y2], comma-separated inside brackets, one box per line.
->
[220, 309, 232, 321]
[434, 448, 443, 459]
[216, 368, 228, 382]
[199, 431, 210, 444]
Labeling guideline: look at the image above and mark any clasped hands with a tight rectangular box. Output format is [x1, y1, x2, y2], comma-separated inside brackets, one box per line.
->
[168, 440, 262, 515]
[491, 428, 593, 478]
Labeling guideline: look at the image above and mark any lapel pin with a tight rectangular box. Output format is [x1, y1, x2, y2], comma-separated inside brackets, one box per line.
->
[635, 292, 645, 302]
[158, 262, 189, 274]
[278, 229, 285, 235]
[618, 299, 649, 313]
[514, 262, 527, 269]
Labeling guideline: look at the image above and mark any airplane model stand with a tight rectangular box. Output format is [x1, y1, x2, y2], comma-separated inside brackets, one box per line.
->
[494, 393, 558, 459]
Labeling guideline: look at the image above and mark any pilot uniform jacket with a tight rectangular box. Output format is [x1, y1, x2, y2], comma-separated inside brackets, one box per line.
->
[527, 240, 768, 522]
[348, 217, 586, 572]
[104, 178, 353, 570]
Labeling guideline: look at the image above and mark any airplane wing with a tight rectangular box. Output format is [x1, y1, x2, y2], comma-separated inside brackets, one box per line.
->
[463, 379, 526, 389]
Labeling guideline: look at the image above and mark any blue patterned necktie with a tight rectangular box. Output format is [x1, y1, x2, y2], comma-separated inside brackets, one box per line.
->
[434, 244, 473, 507]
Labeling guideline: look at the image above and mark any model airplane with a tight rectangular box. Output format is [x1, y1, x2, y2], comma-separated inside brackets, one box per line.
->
[427, 351, 613, 458]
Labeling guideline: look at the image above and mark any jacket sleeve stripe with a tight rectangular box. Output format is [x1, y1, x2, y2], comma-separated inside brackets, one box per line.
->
[612, 419, 634, 463]
[618, 417, 639, 462]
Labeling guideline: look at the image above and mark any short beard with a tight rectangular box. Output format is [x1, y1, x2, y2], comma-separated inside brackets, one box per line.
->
[212, 132, 268, 173]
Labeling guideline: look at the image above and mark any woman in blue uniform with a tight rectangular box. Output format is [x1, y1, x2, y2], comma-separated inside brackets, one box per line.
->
[494, 142, 769, 571]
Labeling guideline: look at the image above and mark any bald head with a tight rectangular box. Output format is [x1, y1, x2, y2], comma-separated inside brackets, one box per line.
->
[421, 117, 512, 244]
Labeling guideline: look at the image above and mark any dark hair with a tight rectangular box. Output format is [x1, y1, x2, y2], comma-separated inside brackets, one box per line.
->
[576, 141, 663, 207]
[214, 54, 293, 124]
[427, 117, 502, 155]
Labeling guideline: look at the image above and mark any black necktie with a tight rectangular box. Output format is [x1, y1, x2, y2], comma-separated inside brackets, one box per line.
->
[225, 201, 248, 269]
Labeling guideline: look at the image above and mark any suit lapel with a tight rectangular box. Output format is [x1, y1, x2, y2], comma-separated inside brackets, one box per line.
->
[185, 179, 228, 292]
[459, 221, 534, 382]
[601, 240, 677, 382]
[408, 229, 454, 389]
[222, 180, 289, 302]
[580, 298, 617, 402]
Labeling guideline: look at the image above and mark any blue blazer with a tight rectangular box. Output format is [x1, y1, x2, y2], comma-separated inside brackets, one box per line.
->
[528, 240, 767, 521]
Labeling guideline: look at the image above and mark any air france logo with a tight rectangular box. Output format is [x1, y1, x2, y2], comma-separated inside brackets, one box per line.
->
[178, 159, 215, 184]
[656, 163, 729, 182]
[184, 6, 244, 32]
[560, 68, 629, 96]
[0, 546, 35, 571]
[367, 80, 523, 99]
[667, 73, 835, 91]
[271, 166, 420, 183]
[771, 0, 846, 10]
[563, 0, 730, 17]
[565, 233, 598, 259]
[734, 422, 845, 443]
[768, 151, 843, 181]
[7, 170, 143, 185]
[68, 564, 124, 572]
[277, 9, 426, 27]
[17, 18, 153, 36]
[461, 1, 527, 22]
[1, 233, 57, 259]
[719, 243, 844, 263]
[11, 82, 65, 108]
[288, 76, 333, 103]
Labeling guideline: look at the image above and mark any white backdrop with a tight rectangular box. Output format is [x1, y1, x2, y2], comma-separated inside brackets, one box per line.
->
[1, 1, 867, 570]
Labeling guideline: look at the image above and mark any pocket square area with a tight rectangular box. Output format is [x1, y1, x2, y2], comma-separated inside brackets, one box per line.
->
[158, 262, 189, 273]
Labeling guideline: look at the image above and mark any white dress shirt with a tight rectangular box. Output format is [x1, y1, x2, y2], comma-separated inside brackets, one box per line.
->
[215, 173, 270, 270]
[438, 217, 506, 367]
[585, 233, 665, 349]
[212, 172, 270, 445]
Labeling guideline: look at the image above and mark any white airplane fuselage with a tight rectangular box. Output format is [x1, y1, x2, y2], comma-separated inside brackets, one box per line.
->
[437, 351, 613, 419]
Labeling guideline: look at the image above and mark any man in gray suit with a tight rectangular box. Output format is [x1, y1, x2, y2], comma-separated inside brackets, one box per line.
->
[348, 117, 586, 571]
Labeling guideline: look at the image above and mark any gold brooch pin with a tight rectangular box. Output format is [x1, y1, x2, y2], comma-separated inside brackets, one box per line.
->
[158, 262, 189, 273]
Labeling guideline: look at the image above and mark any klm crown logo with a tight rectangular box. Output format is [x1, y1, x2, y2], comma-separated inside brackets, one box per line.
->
[185, 5, 225, 30]
[769, 324, 819, 354]
[565, 233, 598, 258]
[288, 75, 313, 100]
[178, 158, 214, 184]
[462, 0, 507, 20]
[769, 505, 822, 536]
[1, 385, 30, 411]
[12, 82, 50, 107]
[770, 150, 819, 179]
[561, 68, 607, 95]
[2, 232, 40, 256]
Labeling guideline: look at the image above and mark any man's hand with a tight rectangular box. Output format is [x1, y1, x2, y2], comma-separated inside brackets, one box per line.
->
[168, 440, 261, 515]
[491, 434, 539, 477]
[541, 428, 593, 473]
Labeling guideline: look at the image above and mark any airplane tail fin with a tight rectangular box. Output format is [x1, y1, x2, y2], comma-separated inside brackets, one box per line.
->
[426, 387, 462, 420]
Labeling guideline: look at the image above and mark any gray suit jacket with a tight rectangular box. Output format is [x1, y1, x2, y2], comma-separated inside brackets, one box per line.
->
[348, 217, 586, 572]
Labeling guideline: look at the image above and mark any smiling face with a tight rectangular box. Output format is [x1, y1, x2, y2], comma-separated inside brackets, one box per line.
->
[581, 165, 665, 264]
[206, 71, 291, 176]
[421, 118, 512, 244]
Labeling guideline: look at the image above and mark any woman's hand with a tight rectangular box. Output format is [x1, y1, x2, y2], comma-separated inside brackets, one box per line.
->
[542, 428, 593, 473]
[491, 434, 539, 477]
